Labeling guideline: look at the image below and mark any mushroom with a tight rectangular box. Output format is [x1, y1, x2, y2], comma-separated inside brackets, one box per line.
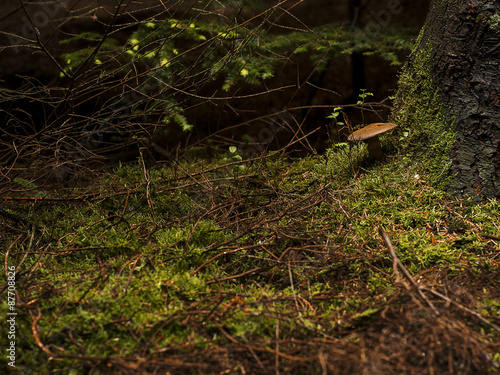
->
[347, 122, 397, 159]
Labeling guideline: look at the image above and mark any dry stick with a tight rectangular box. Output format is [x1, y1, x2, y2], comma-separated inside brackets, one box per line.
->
[206, 267, 261, 285]
[249, 347, 266, 371]
[199, 278, 224, 326]
[422, 287, 500, 334]
[139, 148, 156, 224]
[123, 255, 143, 296]
[288, 258, 300, 313]
[378, 227, 439, 316]
[218, 327, 313, 363]
[1, 192, 100, 202]
[275, 319, 280, 375]
[190, 248, 244, 277]
[3, 235, 22, 287]
[381, 227, 500, 334]
[479, 233, 500, 241]
[9, 228, 36, 279]
[30, 307, 105, 370]
[30, 307, 56, 357]
[190, 103, 366, 150]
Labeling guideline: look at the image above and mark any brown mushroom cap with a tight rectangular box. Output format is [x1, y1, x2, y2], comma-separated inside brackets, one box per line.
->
[347, 123, 397, 142]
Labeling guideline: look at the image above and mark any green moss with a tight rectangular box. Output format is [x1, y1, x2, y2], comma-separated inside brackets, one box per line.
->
[390, 26, 456, 190]
[489, 14, 500, 30]
[5, 150, 500, 373]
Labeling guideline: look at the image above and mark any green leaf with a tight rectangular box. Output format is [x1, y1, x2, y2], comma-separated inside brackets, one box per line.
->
[174, 114, 193, 132]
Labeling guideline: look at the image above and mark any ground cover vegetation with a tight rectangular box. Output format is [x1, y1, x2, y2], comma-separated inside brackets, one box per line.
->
[1, 1, 500, 374]
[2, 139, 500, 374]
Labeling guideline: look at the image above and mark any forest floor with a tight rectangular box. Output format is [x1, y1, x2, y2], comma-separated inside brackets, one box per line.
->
[1, 142, 500, 374]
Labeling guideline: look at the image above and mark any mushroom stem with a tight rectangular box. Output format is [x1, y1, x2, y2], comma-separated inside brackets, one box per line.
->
[366, 137, 383, 159]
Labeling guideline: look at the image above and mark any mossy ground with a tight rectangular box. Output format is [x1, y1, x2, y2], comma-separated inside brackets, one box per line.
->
[1, 142, 499, 374]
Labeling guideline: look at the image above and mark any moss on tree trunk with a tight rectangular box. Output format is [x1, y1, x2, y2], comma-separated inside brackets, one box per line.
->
[392, 0, 500, 199]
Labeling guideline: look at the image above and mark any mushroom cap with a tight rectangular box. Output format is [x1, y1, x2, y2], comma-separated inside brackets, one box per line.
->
[347, 122, 397, 142]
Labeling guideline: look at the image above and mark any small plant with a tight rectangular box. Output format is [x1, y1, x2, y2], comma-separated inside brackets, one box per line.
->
[326, 106, 345, 127]
[326, 106, 348, 144]
[227, 146, 242, 162]
[357, 89, 374, 125]
[222, 146, 246, 172]
[325, 106, 363, 178]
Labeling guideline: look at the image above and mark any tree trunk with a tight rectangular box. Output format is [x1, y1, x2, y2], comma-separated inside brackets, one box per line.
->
[392, 0, 500, 198]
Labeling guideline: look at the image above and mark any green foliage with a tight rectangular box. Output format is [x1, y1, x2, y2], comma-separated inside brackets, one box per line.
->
[59, 7, 414, 133]
[4, 149, 500, 373]
[59, 32, 122, 77]
[323, 88, 380, 180]
[5, 6, 498, 370]
[326, 106, 345, 127]
[489, 14, 500, 30]
[319, 141, 367, 180]
[357, 89, 374, 125]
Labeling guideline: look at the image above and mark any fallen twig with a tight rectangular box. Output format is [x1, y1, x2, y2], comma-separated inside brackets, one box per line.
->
[479, 233, 500, 241]
[422, 287, 500, 334]
[206, 267, 261, 284]
[378, 227, 439, 316]
[30, 307, 56, 357]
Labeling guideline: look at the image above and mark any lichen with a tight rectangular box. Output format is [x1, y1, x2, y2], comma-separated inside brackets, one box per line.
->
[390, 26, 456, 190]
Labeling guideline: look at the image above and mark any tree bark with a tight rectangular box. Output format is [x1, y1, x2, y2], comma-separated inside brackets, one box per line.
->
[393, 0, 500, 198]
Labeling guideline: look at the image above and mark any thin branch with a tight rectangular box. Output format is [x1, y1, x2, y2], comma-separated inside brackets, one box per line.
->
[422, 287, 500, 334]
[378, 227, 439, 316]
[206, 267, 261, 284]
